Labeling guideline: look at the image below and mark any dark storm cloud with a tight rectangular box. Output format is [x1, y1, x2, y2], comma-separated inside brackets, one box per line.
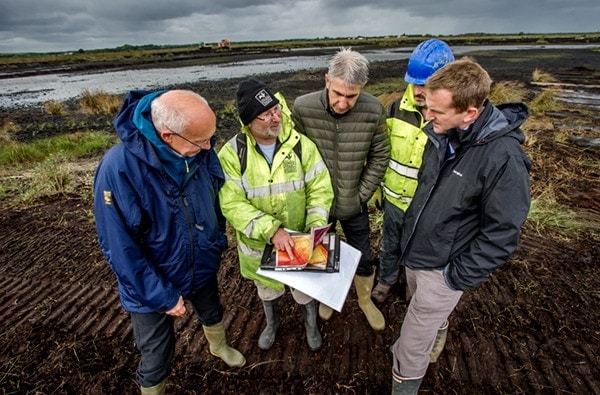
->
[0, 0, 598, 53]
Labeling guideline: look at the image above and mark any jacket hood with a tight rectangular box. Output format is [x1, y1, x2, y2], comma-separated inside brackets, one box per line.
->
[113, 90, 222, 186]
[113, 90, 162, 152]
[465, 101, 529, 146]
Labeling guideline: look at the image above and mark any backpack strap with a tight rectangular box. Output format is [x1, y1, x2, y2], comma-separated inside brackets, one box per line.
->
[235, 132, 248, 175]
[293, 137, 302, 164]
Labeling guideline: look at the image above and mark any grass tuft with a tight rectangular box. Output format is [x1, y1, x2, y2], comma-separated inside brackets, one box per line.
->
[529, 89, 562, 116]
[0, 120, 21, 142]
[532, 69, 558, 83]
[490, 81, 528, 104]
[526, 191, 591, 237]
[43, 100, 69, 116]
[78, 89, 123, 116]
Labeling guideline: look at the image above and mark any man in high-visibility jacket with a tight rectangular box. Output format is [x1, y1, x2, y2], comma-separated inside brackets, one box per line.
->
[371, 39, 455, 304]
[218, 78, 334, 352]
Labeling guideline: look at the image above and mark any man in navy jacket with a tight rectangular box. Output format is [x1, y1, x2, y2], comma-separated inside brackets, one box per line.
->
[94, 90, 245, 394]
[391, 59, 531, 394]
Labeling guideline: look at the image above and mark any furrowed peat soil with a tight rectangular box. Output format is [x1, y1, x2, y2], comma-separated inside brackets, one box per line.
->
[1, 46, 599, 394]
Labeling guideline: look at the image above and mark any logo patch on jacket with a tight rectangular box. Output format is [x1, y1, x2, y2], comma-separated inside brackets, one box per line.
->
[283, 153, 298, 173]
[103, 190, 113, 205]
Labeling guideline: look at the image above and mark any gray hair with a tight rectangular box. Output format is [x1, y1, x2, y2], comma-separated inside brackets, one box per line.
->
[151, 91, 208, 135]
[327, 47, 369, 87]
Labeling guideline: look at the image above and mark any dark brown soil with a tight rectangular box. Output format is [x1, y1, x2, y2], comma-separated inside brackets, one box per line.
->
[0, 47, 599, 394]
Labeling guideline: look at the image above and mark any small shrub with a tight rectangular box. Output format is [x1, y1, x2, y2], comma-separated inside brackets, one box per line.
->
[78, 89, 122, 116]
[43, 100, 68, 116]
[220, 101, 237, 120]
[22, 153, 73, 202]
[0, 120, 21, 142]
[490, 81, 528, 104]
[529, 89, 562, 116]
[532, 69, 558, 83]
[527, 191, 581, 235]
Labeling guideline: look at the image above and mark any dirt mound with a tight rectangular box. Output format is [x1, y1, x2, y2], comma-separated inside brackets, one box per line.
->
[0, 47, 599, 394]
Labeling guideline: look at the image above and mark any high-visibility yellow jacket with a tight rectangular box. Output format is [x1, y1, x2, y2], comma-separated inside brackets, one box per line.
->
[218, 93, 334, 290]
[383, 84, 428, 211]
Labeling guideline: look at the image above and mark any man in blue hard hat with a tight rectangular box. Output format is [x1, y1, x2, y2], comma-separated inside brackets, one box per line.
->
[371, 39, 455, 305]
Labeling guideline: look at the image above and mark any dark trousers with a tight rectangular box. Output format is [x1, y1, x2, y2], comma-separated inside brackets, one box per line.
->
[378, 202, 405, 285]
[130, 276, 223, 387]
[331, 205, 373, 276]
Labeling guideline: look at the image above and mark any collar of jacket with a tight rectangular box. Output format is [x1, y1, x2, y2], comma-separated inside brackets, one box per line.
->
[459, 100, 529, 147]
[399, 84, 423, 113]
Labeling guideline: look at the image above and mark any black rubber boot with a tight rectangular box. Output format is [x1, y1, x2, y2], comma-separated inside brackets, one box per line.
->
[391, 375, 422, 395]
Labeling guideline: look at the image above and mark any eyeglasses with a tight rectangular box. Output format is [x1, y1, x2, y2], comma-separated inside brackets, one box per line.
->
[255, 104, 282, 123]
[172, 131, 211, 149]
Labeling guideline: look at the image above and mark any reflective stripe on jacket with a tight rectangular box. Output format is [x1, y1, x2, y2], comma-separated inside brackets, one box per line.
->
[383, 85, 428, 211]
[218, 93, 334, 290]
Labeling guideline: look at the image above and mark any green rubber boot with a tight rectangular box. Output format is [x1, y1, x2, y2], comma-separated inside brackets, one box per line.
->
[202, 321, 246, 368]
[140, 379, 166, 395]
[429, 320, 449, 363]
[354, 273, 385, 331]
[318, 303, 334, 321]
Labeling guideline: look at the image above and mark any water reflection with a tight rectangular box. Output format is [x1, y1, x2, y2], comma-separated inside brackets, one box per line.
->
[1, 45, 598, 108]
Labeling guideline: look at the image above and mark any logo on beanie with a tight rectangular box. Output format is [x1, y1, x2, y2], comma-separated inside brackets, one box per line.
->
[255, 89, 274, 107]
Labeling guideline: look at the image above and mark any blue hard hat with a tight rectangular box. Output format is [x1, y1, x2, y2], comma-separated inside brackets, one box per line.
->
[404, 39, 455, 85]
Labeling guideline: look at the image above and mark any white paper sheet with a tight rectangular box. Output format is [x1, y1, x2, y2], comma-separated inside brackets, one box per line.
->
[257, 241, 361, 312]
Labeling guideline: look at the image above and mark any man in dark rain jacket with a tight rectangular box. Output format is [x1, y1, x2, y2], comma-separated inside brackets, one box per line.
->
[94, 90, 245, 395]
[390, 59, 532, 394]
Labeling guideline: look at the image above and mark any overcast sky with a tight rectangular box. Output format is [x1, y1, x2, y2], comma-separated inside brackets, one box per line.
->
[1, 0, 599, 53]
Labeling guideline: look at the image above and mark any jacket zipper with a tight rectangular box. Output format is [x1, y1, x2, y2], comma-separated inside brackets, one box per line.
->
[182, 194, 195, 283]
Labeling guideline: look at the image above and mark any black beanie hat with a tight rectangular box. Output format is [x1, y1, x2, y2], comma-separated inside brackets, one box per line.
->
[236, 78, 279, 125]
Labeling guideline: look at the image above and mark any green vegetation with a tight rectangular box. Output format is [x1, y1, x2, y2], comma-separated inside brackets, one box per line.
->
[0, 131, 116, 167]
[1, 32, 598, 66]
[78, 89, 123, 115]
[529, 89, 563, 116]
[489, 81, 528, 104]
[43, 100, 68, 116]
[1, 49, 597, 237]
[0, 132, 116, 203]
[527, 191, 580, 235]
[532, 68, 558, 83]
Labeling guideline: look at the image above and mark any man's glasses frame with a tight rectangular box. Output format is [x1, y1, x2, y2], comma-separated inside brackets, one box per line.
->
[171, 130, 211, 149]
[255, 104, 282, 123]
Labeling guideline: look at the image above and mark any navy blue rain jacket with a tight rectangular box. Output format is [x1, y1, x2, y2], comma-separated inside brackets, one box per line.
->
[93, 90, 227, 313]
